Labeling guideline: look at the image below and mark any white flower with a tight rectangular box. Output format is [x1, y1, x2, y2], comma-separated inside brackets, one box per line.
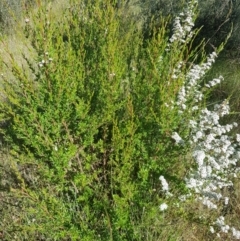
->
[186, 177, 203, 190]
[215, 216, 225, 227]
[186, 177, 196, 188]
[210, 226, 215, 233]
[195, 131, 203, 139]
[171, 132, 184, 145]
[224, 197, 229, 205]
[206, 133, 215, 143]
[202, 198, 217, 209]
[192, 106, 199, 111]
[221, 225, 230, 233]
[189, 120, 197, 128]
[159, 176, 169, 192]
[232, 227, 240, 239]
[193, 150, 205, 166]
[236, 134, 240, 143]
[159, 203, 168, 211]
[181, 103, 187, 110]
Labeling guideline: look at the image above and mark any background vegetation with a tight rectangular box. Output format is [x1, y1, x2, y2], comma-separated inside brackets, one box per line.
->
[0, 0, 240, 240]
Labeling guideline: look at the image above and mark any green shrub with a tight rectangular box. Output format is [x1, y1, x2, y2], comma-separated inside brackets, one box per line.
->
[0, 0, 218, 240]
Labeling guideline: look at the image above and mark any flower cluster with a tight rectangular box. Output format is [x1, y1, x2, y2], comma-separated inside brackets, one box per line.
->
[176, 52, 221, 113]
[38, 52, 53, 67]
[159, 175, 169, 192]
[159, 176, 172, 211]
[212, 216, 240, 239]
[187, 101, 239, 193]
[160, 0, 240, 239]
[184, 99, 240, 238]
[168, 0, 197, 45]
[171, 132, 185, 145]
[159, 203, 168, 211]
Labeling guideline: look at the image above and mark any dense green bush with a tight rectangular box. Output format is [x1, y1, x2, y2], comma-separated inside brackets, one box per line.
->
[0, 0, 233, 240]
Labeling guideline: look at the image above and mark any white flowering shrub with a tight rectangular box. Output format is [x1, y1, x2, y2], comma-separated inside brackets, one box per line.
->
[186, 102, 240, 238]
[159, 0, 240, 240]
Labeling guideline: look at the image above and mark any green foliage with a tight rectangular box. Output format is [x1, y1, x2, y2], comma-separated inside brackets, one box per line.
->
[0, 0, 206, 240]
[134, 0, 239, 56]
